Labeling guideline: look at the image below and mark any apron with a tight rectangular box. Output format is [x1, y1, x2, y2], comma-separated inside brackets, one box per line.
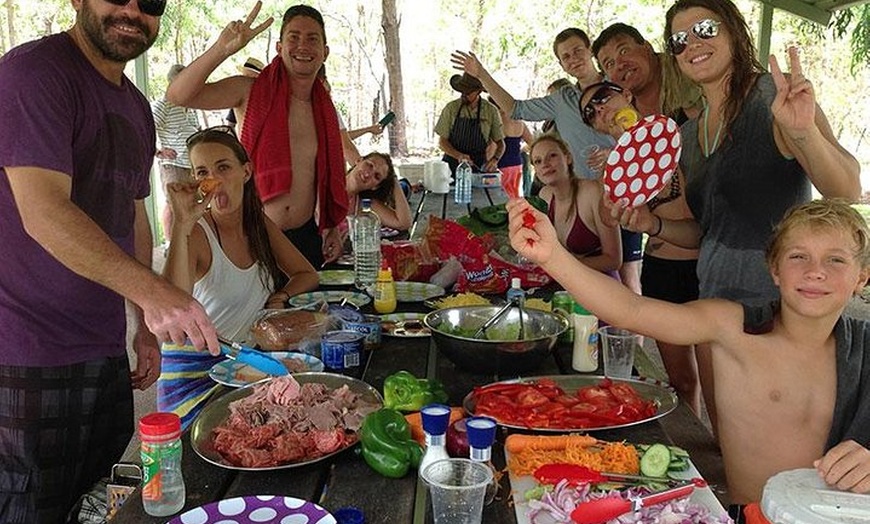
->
[442, 101, 488, 173]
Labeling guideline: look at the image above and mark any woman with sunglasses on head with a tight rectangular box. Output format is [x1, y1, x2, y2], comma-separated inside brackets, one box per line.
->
[530, 135, 622, 279]
[580, 81, 703, 417]
[610, 0, 860, 447]
[158, 126, 319, 429]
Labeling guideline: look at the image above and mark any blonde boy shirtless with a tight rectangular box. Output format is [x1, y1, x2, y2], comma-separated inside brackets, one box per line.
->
[507, 198, 870, 504]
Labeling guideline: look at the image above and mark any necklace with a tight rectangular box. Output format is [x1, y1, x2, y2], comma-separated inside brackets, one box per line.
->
[702, 101, 724, 157]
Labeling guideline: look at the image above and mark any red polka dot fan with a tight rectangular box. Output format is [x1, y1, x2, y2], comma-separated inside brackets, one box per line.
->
[603, 115, 682, 208]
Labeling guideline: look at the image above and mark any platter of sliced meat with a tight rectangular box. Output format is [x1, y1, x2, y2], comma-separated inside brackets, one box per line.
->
[190, 372, 383, 470]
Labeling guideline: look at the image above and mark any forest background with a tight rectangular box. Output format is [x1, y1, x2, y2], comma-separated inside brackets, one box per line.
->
[2, 0, 870, 198]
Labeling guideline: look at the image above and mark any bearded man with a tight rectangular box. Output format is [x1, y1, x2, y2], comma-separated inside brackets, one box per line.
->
[0, 1, 219, 521]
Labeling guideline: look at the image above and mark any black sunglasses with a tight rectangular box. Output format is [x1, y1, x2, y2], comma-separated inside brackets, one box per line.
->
[103, 0, 166, 17]
[185, 125, 238, 148]
[667, 19, 721, 56]
[581, 83, 623, 126]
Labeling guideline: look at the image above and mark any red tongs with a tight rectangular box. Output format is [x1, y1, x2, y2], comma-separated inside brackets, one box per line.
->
[534, 463, 704, 487]
[569, 480, 702, 523]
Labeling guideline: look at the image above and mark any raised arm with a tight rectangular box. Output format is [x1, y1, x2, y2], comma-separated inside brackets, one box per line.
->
[451, 51, 517, 115]
[6, 167, 219, 354]
[166, 1, 273, 110]
[162, 182, 212, 294]
[506, 198, 728, 346]
[770, 46, 861, 200]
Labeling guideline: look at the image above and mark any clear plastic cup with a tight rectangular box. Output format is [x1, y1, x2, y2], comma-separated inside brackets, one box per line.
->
[422, 458, 492, 524]
[599, 326, 641, 378]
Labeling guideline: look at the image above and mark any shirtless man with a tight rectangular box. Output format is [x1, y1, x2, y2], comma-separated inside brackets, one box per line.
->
[168, 2, 346, 268]
[508, 197, 870, 511]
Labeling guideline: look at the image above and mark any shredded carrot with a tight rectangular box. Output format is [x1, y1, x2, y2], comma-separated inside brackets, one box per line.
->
[506, 436, 639, 477]
[504, 434, 597, 454]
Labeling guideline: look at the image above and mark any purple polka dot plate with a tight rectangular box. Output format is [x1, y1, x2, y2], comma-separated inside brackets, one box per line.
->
[167, 495, 336, 524]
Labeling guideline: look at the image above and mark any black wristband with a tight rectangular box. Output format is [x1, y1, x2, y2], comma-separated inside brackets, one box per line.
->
[650, 216, 663, 237]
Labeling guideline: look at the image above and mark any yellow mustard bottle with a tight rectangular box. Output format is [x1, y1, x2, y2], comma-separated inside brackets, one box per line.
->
[374, 264, 397, 314]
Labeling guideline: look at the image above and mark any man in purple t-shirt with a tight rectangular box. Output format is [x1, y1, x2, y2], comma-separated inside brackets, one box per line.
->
[0, 1, 219, 521]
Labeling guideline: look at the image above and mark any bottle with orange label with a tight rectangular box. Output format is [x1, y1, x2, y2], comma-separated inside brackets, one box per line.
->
[374, 261, 397, 314]
[139, 412, 185, 516]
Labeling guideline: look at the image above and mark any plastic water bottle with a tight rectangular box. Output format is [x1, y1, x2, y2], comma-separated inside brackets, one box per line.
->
[353, 198, 381, 290]
[506, 277, 525, 306]
[139, 413, 185, 517]
[454, 160, 472, 204]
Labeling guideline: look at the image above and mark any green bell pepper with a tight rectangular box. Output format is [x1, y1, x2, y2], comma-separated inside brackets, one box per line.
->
[359, 408, 424, 478]
[382, 370, 449, 412]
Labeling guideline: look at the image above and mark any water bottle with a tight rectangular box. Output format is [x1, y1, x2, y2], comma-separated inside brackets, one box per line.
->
[506, 277, 525, 306]
[353, 198, 381, 290]
[454, 160, 472, 204]
[139, 412, 185, 517]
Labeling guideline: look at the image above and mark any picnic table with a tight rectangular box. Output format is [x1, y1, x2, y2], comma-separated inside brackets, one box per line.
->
[114, 291, 727, 523]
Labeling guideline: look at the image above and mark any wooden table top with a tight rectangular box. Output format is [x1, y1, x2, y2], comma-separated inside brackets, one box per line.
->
[115, 297, 727, 523]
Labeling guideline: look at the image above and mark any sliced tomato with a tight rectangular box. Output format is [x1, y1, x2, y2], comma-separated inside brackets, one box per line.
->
[576, 386, 613, 403]
[516, 388, 550, 408]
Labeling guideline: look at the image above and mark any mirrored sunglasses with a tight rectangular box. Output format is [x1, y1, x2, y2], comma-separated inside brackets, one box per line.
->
[103, 0, 166, 17]
[668, 19, 721, 56]
[581, 84, 623, 126]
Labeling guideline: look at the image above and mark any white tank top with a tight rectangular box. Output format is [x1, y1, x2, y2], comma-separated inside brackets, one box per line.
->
[193, 218, 273, 342]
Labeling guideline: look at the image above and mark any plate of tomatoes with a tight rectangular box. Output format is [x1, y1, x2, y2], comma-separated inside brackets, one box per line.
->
[463, 375, 677, 432]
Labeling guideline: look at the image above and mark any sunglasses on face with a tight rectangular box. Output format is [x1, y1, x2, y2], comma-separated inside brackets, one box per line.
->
[103, 0, 167, 17]
[581, 84, 623, 125]
[668, 19, 721, 56]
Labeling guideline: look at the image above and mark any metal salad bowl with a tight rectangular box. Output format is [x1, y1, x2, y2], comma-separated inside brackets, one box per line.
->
[423, 305, 568, 375]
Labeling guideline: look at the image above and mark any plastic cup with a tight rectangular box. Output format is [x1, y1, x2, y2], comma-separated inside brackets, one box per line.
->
[599, 326, 641, 378]
[422, 458, 492, 524]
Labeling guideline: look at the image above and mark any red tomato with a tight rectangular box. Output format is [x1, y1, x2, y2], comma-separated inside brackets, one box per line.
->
[516, 388, 550, 408]
[577, 386, 613, 403]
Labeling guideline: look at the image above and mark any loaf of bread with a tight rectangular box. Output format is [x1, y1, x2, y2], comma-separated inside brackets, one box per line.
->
[251, 310, 328, 350]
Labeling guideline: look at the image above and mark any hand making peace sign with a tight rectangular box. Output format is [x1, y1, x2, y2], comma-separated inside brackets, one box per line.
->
[216, 1, 274, 58]
[769, 46, 817, 140]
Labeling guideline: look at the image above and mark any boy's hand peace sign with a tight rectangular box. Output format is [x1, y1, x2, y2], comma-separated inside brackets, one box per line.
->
[217, 1, 274, 58]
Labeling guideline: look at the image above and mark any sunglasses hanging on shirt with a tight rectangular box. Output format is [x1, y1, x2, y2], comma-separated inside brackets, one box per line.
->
[667, 19, 721, 56]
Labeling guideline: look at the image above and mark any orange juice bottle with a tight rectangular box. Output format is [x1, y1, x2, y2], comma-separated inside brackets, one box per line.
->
[374, 262, 397, 314]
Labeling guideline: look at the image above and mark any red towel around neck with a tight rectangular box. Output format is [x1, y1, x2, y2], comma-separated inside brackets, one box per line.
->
[241, 56, 348, 231]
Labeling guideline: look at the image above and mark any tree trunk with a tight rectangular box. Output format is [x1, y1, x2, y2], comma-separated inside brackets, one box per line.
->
[6, 0, 17, 49]
[381, 0, 407, 158]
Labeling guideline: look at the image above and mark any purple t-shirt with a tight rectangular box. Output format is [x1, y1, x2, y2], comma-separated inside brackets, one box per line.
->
[0, 33, 155, 366]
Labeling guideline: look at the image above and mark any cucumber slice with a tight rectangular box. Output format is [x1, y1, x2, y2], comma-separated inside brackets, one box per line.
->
[640, 443, 672, 477]
[668, 457, 689, 472]
[669, 445, 689, 458]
